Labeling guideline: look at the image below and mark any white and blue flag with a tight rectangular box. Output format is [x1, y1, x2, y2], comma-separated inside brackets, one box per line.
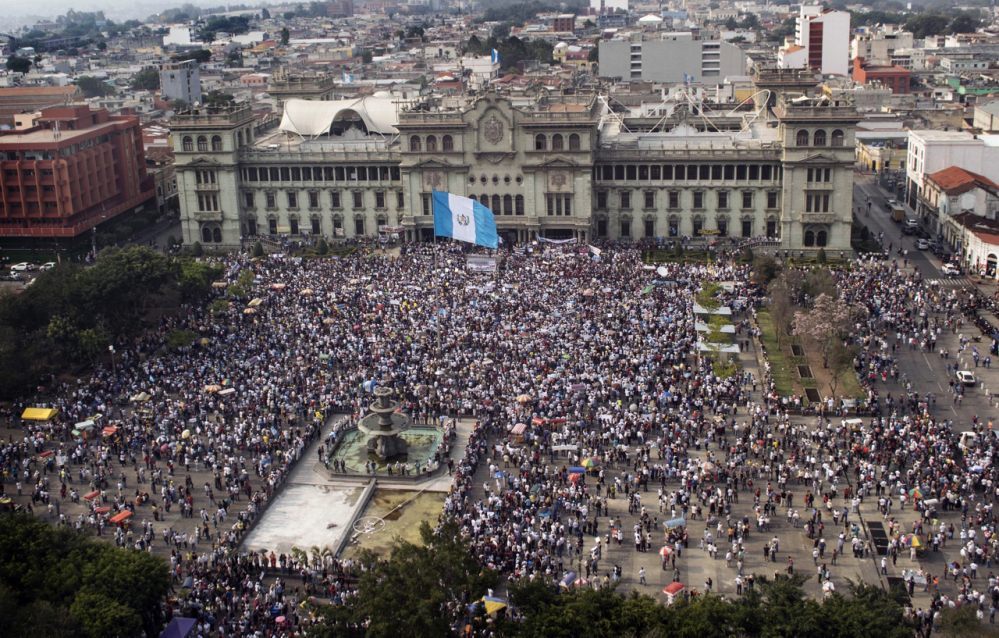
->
[432, 191, 499, 249]
[491, 48, 500, 64]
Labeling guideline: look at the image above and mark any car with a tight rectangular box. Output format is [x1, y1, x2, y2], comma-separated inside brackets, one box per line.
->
[902, 219, 919, 234]
[957, 370, 977, 386]
[942, 263, 961, 276]
[39, 262, 55, 271]
[916, 238, 930, 250]
[9, 262, 29, 272]
[887, 198, 898, 207]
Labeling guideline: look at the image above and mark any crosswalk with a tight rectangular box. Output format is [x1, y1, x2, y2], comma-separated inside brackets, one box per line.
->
[925, 277, 974, 288]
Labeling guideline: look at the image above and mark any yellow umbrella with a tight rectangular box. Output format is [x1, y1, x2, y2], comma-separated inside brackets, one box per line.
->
[481, 596, 506, 614]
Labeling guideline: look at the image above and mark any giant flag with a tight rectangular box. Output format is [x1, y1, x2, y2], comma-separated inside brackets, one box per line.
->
[432, 191, 499, 249]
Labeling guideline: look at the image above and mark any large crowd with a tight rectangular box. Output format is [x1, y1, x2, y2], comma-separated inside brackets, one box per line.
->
[2, 244, 999, 635]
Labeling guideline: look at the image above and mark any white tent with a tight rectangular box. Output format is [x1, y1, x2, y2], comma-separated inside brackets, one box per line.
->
[279, 96, 398, 137]
[696, 342, 741, 354]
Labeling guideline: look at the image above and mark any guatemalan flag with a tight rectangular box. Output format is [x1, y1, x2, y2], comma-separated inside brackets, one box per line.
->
[491, 48, 500, 64]
[432, 191, 499, 249]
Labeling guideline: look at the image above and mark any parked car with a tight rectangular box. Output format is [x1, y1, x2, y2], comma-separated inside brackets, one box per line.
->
[957, 370, 977, 386]
[9, 262, 30, 272]
[902, 218, 919, 234]
[39, 262, 55, 271]
[916, 238, 930, 250]
[942, 263, 961, 276]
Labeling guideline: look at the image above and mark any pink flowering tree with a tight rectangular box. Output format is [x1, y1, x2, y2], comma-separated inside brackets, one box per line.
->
[792, 293, 866, 370]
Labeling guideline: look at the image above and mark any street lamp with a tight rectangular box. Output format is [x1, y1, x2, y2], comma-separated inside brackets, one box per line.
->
[108, 345, 116, 375]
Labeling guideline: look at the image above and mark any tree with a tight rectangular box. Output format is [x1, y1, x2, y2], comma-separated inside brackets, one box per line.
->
[280, 27, 290, 46]
[827, 341, 857, 398]
[316, 521, 498, 637]
[130, 67, 160, 91]
[752, 255, 779, 287]
[695, 282, 723, 311]
[251, 240, 265, 258]
[76, 76, 115, 98]
[793, 293, 866, 368]
[317, 238, 329, 255]
[949, 12, 981, 35]
[904, 13, 949, 38]
[6, 55, 31, 74]
[260, 7, 271, 19]
[0, 514, 169, 637]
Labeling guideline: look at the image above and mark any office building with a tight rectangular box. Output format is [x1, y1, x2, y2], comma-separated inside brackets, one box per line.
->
[0, 105, 154, 238]
[159, 60, 202, 106]
[599, 32, 748, 83]
[778, 5, 850, 76]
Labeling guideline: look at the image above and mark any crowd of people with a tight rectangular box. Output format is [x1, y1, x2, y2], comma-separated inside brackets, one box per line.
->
[2, 243, 999, 634]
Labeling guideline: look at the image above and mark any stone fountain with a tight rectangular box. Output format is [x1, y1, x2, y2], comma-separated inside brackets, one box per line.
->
[356, 385, 410, 460]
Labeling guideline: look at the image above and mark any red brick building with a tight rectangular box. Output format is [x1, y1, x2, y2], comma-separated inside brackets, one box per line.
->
[852, 57, 911, 94]
[0, 105, 154, 238]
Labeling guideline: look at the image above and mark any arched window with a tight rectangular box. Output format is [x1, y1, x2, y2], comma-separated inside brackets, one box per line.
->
[796, 130, 809, 147]
[812, 130, 827, 147]
[469, 195, 477, 202]
[804, 230, 815, 246]
[831, 129, 845, 147]
[481, 193, 488, 205]
[201, 226, 212, 243]
[816, 229, 828, 247]
[237, 131, 244, 147]
[515, 195, 524, 215]
[503, 194, 513, 215]
[426, 135, 437, 152]
[569, 133, 581, 150]
[535, 134, 547, 151]
[442, 135, 454, 151]
[211, 135, 223, 151]
[182, 136, 193, 152]
[409, 136, 421, 152]
[212, 227, 222, 243]
[197, 136, 208, 152]
[491, 194, 501, 213]
[551, 134, 564, 150]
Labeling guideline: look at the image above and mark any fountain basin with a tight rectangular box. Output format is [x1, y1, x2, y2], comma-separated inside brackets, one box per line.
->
[329, 426, 444, 475]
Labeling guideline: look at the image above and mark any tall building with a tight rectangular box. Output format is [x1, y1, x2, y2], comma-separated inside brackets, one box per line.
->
[599, 32, 748, 83]
[169, 72, 857, 252]
[0, 105, 153, 238]
[778, 5, 850, 76]
[159, 60, 202, 106]
[0, 85, 81, 128]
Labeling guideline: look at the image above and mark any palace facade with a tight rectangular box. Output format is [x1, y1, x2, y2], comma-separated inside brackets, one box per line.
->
[171, 72, 858, 252]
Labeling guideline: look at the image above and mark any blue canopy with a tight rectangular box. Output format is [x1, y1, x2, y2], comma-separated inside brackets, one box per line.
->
[160, 617, 196, 638]
[568, 466, 586, 474]
[665, 517, 686, 529]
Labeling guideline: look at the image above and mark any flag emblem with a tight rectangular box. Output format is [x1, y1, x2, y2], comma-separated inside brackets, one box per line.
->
[457, 213, 470, 226]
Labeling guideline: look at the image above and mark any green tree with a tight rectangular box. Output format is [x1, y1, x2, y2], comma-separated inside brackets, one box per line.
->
[130, 67, 160, 90]
[280, 27, 290, 46]
[752, 255, 779, 287]
[166, 328, 198, 350]
[317, 238, 329, 255]
[70, 591, 141, 638]
[5, 55, 32, 74]
[949, 12, 981, 34]
[260, 7, 271, 19]
[76, 76, 115, 98]
[252, 240, 265, 258]
[317, 521, 498, 637]
[177, 258, 222, 300]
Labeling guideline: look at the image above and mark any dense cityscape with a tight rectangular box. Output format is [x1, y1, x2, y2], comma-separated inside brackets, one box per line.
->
[2, 0, 999, 636]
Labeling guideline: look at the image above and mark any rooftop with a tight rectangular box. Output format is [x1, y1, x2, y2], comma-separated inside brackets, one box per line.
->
[927, 166, 999, 195]
[0, 120, 120, 146]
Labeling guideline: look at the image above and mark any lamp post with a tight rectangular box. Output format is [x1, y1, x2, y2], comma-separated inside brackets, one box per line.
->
[108, 345, 116, 375]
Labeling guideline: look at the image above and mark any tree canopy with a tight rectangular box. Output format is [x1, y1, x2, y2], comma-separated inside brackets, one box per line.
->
[130, 67, 160, 91]
[0, 514, 170, 638]
[75, 76, 115, 98]
[0, 246, 222, 399]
